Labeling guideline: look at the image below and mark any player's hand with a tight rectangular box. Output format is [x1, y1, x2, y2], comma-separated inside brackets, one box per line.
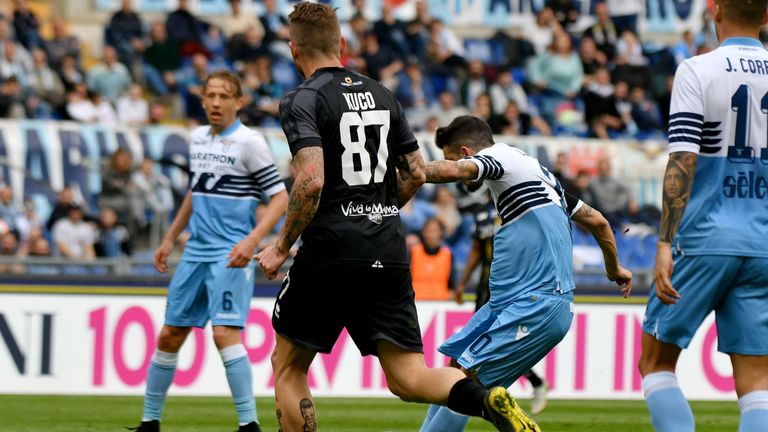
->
[654, 242, 680, 304]
[607, 265, 633, 298]
[453, 282, 465, 305]
[254, 244, 289, 280]
[153, 239, 174, 273]
[228, 237, 258, 268]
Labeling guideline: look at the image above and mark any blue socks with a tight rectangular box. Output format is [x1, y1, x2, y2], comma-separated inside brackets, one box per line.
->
[143, 350, 178, 421]
[642, 371, 694, 432]
[739, 391, 768, 432]
[221, 344, 257, 426]
[419, 405, 469, 432]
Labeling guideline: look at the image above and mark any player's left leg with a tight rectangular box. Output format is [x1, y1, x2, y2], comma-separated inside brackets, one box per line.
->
[732, 355, 768, 432]
[209, 260, 260, 431]
[638, 333, 691, 432]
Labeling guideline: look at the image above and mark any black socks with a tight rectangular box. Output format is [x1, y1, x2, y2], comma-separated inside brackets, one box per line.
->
[524, 369, 544, 387]
[446, 377, 488, 418]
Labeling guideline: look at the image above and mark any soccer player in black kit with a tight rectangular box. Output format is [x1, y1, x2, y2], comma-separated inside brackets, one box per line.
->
[254, 3, 540, 432]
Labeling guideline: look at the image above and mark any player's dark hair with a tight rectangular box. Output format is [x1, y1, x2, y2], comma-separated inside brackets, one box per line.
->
[288, 2, 341, 58]
[435, 115, 494, 151]
[716, 0, 768, 28]
[202, 70, 243, 98]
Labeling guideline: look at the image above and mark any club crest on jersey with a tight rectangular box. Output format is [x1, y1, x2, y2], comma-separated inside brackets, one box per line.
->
[221, 138, 235, 153]
[341, 76, 363, 87]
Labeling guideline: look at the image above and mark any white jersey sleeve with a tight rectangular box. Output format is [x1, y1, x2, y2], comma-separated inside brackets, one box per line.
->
[244, 131, 286, 197]
[464, 149, 506, 182]
[668, 61, 705, 154]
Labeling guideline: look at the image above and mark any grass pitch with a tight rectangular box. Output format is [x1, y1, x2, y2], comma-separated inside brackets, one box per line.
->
[0, 395, 738, 431]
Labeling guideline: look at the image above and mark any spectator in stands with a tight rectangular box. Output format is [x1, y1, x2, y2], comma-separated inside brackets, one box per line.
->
[227, 25, 268, 66]
[178, 52, 210, 123]
[27, 47, 65, 116]
[66, 82, 96, 122]
[579, 36, 607, 85]
[0, 76, 25, 118]
[430, 90, 469, 127]
[99, 148, 144, 234]
[44, 17, 81, 70]
[489, 70, 528, 115]
[116, 82, 149, 127]
[57, 54, 85, 92]
[86, 45, 131, 103]
[488, 99, 551, 136]
[404, 0, 430, 60]
[0, 185, 21, 233]
[259, 0, 290, 59]
[132, 158, 173, 248]
[433, 184, 462, 240]
[696, 8, 719, 51]
[629, 86, 662, 135]
[395, 60, 435, 114]
[341, 12, 368, 65]
[52, 204, 96, 260]
[222, 0, 264, 39]
[583, 2, 618, 60]
[95, 206, 131, 258]
[583, 66, 623, 139]
[616, 30, 646, 67]
[589, 156, 634, 228]
[166, 0, 207, 57]
[528, 30, 583, 125]
[107, 0, 144, 73]
[460, 59, 489, 112]
[523, 7, 560, 55]
[400, 194, 437, 237]
[12, 0, 40, 50]
[472, 92, 493, 125]
[373, 2, 409, 59]
[202, 24, 227, 62]
[551, 151, 577, 194]
[572, 170, 595, 203]
[0, 18, 32, 71]
[0, 40, 32, 89]
[613, 81, 635, 134]
[46, 186, 76, 231]
[142, 21, 180, 97]
[14, 199, 44, 243]
[239, 57, 281, 126]
[672, 30, 697, 66]
[410, 216, 455, 301]
[0, 230, 23, 273]
[426, 19, 467, 72]
[26, 235, 54, 275]
[546, 0, 579, 33]
[361, 31, 402, 89]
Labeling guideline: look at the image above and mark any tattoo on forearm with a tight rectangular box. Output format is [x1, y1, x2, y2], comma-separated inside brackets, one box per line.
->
[300, 398, 317, 432]
[659, 152, 697, 243]
[396, 151, 425, 207]
[277, 148, 323, 252]
[425, 160, 454, 183]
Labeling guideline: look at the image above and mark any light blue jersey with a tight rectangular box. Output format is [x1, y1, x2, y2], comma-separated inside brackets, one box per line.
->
[667, 38, 768, 257]
[465, 144, 581, 309]
[183, 119, 286, 261]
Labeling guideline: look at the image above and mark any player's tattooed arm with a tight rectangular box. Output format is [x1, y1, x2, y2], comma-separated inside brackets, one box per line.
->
[572, 203, 632, 297]
[275, 147, 324, 254]
[659, 151, 697, 243]
[425, 160, 480, 184]
[395, 149, 426, 207]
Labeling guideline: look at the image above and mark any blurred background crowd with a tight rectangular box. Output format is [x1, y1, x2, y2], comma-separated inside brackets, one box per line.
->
[0, 0, 734, 290]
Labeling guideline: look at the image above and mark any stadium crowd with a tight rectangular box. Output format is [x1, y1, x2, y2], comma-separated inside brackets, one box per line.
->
[0, 0, 720, 277]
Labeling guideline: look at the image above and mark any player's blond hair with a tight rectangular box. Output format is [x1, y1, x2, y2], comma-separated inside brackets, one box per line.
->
[716, 0, 768, 28]
[202, 70, 243, 98]
[288, 2, 341, 58]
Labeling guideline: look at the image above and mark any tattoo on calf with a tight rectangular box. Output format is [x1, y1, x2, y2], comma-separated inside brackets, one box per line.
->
[300, 398, 317, 432]
[276, 408, 284, 432]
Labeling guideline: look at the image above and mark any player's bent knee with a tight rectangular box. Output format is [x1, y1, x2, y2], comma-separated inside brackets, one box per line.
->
[157, 325, 191, 352]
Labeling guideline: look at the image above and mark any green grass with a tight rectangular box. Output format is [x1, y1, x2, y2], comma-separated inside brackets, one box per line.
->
[0, 395, 738, 431]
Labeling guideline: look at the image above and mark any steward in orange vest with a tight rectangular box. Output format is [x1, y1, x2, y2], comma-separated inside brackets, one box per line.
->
[410, 217, 455, 300]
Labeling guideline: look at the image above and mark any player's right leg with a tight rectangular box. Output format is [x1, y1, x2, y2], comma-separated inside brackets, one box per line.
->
[133, 261, 208, 431]
[639, 255, 741, 432]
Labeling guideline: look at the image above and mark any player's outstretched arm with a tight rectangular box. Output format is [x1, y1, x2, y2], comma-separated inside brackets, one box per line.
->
[154, 191, 193, 273]
[425, 160, 479, 184]
[655, 151, 697, 304]
[255, 147, 323, 279]
[228, 189, 289, 268]
[571, 203, 632, 298]
[395, 149, 426, 207]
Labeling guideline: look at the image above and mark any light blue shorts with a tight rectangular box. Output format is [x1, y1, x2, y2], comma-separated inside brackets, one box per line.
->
[439, 287, 574, 388]
[643, 255, 768, 355]
[165, 259, 255, 328]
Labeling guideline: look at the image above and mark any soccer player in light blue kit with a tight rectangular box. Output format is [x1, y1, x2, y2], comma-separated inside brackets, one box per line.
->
[131, 71, 288, 432]
[419, 116, 632, 431]
[639, 2, 768, 432]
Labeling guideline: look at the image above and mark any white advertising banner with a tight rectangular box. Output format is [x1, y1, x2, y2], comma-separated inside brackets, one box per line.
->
[0, 294, 735, 400]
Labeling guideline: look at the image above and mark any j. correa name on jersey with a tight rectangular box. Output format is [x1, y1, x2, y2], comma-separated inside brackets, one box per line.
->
[724, 56, 768, 75]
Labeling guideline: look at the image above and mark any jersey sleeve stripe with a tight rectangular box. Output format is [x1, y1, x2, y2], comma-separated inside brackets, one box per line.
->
[668, 127, 702, 136]
[669, 112, 704, 121]
[497, 181, 543, 208]
[669, 135, 701, 144]
[669, 120, 704, 129]
[260, 177, 286, 191]
[498, 191, 549, 216]
[500, 197, 553, 225]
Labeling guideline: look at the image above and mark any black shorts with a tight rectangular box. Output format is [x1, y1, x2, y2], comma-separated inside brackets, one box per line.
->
[272, 256, 423, 356]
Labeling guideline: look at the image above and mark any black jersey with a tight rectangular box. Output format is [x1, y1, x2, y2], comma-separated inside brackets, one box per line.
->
[279, 67, 419, 268]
